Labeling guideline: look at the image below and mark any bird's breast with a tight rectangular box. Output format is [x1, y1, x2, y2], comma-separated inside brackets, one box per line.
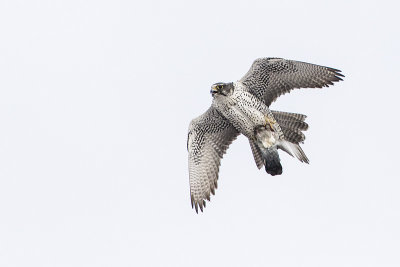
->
[213, 90, 270, 138]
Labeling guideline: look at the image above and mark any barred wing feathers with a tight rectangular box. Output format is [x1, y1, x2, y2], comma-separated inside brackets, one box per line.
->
[187, 107, 239, 213]
[240, 58, 344, 106]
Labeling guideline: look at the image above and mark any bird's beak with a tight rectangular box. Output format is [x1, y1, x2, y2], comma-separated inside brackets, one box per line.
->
[210, 85, 218, 94]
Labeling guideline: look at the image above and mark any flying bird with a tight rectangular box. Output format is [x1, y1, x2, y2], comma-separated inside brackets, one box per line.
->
[187, 57, 344, 213]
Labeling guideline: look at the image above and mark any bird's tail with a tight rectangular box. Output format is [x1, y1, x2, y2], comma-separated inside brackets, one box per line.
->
[252, 127, 283, 176]
[249, 111, 310, 175]
[272, 110, 310, 163]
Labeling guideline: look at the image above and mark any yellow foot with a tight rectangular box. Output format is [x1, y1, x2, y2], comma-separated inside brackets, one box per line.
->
[265, 115, 277, 131]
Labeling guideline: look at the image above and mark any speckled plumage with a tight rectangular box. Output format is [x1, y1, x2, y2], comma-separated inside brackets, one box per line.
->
[187, 57, 344, 213]
[187, 107, 239, 212]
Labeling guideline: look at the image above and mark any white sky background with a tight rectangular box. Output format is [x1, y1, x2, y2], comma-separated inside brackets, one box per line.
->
[0, 0, 399, 266]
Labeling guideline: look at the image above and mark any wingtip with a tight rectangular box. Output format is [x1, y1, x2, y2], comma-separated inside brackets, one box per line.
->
[336, 72, 345, 77]
[192, 198, 207, 214]
[327, 67, 342, 72]
[327, 67, 345, 79]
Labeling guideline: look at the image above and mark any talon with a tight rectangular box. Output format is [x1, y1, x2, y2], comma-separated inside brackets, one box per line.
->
[265, 115, 277, 131]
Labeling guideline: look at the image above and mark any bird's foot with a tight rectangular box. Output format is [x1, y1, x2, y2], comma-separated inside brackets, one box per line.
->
[265, 115, 277, 131]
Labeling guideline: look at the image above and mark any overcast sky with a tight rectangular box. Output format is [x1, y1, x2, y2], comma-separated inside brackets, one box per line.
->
[0, 0, 399, 266]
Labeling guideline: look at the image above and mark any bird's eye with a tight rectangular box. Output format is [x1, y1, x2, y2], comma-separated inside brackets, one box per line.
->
[217, 85, 222, 89]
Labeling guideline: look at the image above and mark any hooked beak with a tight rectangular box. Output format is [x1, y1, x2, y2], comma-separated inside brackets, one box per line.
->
[210, 85, 218, 94]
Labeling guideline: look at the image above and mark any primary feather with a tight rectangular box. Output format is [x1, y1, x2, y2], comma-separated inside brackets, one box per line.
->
[187, 57, 344, 212]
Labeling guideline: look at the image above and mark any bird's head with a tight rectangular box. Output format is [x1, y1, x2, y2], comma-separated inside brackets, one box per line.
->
[210, 82, 234, 97]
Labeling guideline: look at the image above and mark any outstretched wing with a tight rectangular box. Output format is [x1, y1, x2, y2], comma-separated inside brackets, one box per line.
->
[240, 57, 344, 106]
[187, 107, 239, 213]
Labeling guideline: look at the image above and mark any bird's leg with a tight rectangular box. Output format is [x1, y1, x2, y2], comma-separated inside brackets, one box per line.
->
[265, 115, 277, 132]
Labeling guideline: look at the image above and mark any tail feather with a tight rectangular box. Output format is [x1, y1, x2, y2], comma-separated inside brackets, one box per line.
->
[281, 128, 306, 144]
[278, 119, 309, 131]
[250, 110, 310, 174]
[273, 110, 308, 144]
[271, 110, 307, 122]
[249, 139, 264, 169]
[273, 110, 310, 164]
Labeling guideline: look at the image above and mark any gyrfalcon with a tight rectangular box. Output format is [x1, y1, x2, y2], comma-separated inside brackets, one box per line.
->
[187, 57, 344, 213]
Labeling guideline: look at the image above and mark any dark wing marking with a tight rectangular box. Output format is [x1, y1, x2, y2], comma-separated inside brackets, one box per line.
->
[187, 107, 240, 213]
[240, 57, 344, 106]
